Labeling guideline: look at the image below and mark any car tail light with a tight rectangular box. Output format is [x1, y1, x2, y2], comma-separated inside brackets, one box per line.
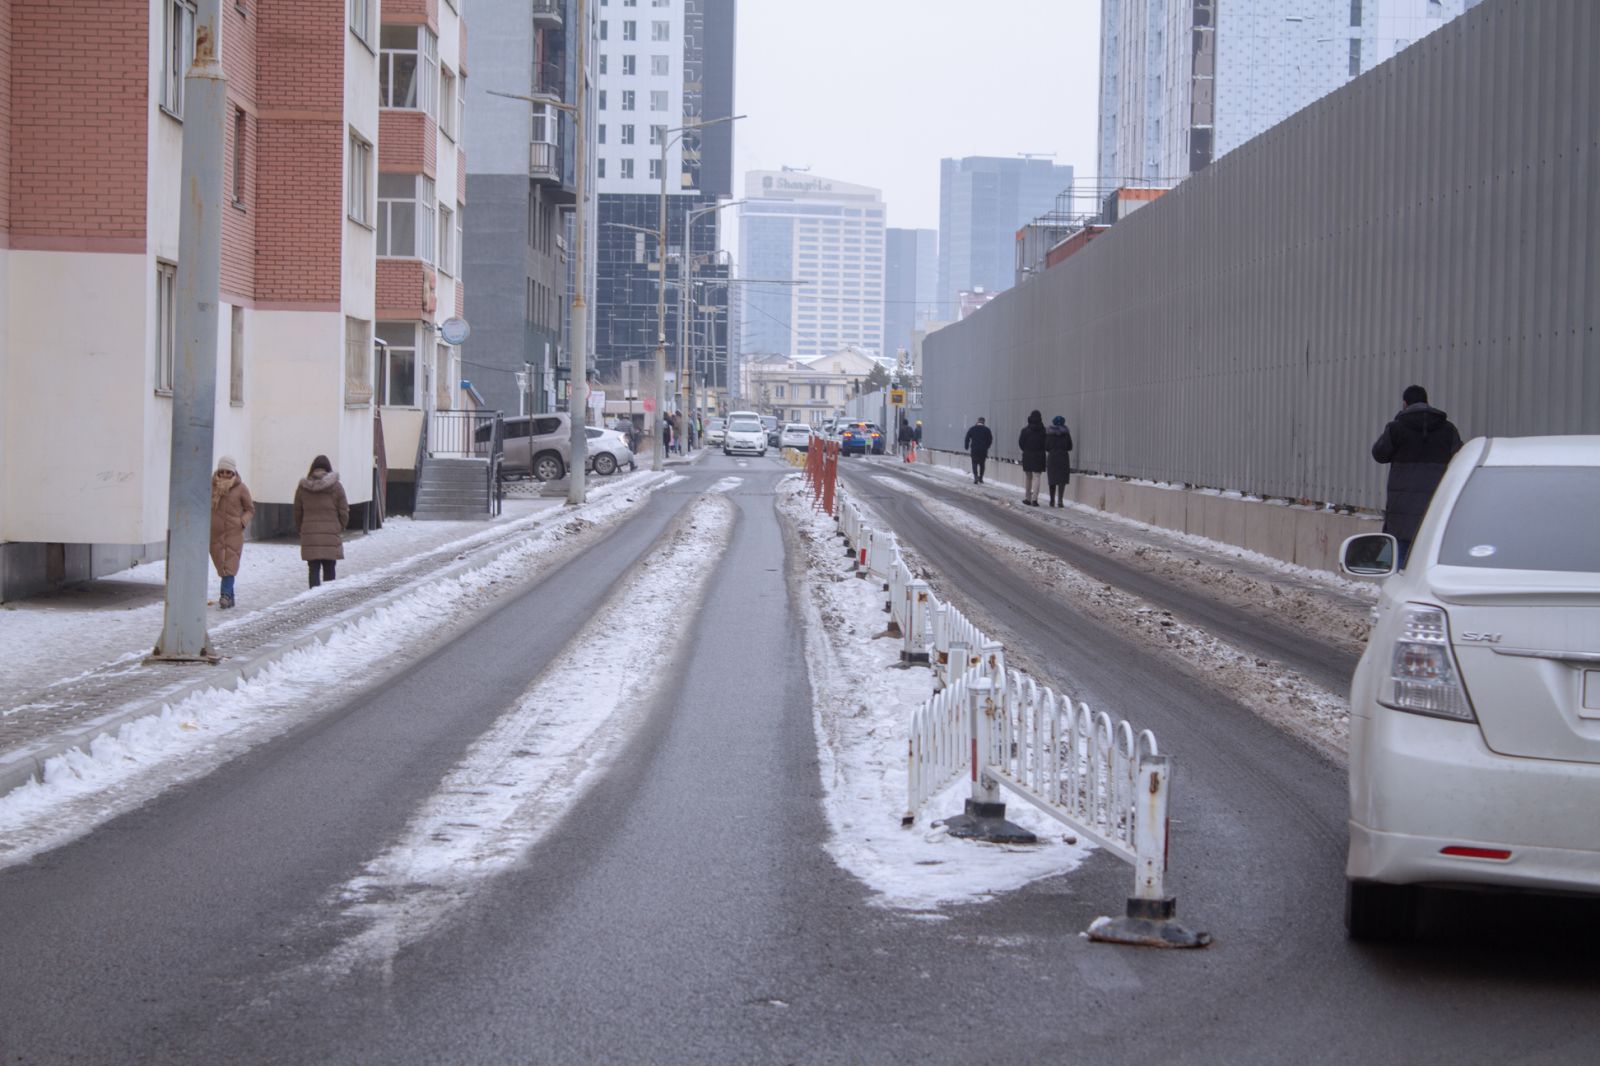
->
[1381, 605, 1476, 722]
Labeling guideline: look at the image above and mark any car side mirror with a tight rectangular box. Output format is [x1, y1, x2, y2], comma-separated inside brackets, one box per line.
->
[1340, 533, 1397, 578]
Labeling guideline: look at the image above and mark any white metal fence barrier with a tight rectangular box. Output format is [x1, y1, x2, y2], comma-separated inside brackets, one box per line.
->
[831, 481, 1209, 948]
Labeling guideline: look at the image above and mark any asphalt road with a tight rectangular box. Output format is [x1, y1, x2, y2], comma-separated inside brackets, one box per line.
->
[1, 454, 1597, 1064]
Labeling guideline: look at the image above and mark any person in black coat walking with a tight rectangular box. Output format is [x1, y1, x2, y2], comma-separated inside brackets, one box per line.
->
[1017, 410, 1048, 505]
[963, 417, 993, 483]
[1372, 384, 1463, 566]
[1044, 415, 1073, 507]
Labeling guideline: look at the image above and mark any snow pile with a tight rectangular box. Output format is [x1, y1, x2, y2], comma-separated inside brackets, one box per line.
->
[317, 493, 736, 974]
[778, 478, 1090, 913]
[0, 479, 671, 868]
[917, 496, 1352, 758]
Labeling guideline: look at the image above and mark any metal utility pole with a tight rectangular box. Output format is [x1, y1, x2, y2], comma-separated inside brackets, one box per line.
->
[566, 0, 590, 504]
[153, 0, 226, 663]
[654, 159, 669, 472]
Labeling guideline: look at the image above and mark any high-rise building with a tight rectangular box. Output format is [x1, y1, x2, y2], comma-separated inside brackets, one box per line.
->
[883, 228, 938, 366]
[591, 0, 737, 394]
[0, 0, 470, 598]
[937, 156, 1073, 317]
[737, 171, 886, 363]
[463, 0, 584, 417]
[1098, 0, 1481, 182]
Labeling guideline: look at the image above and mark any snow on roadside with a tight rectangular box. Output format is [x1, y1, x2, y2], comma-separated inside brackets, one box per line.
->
[777, 477, 1090, 913]
[916, 496, 1352, 759]
[0, 480, 672, 868]
[312, 493, 736, 976]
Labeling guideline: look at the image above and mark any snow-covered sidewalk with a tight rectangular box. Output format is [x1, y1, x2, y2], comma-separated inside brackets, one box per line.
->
[0, 470, 668, 798]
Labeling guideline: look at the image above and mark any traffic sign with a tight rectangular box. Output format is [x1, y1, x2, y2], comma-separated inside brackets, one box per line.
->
[890, 388, 907, 406]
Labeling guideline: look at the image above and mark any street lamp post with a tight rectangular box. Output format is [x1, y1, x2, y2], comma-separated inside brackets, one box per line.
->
[654, 115, 743, 471]
[487, 32, 592, 503]
[681, 200, 742, 433]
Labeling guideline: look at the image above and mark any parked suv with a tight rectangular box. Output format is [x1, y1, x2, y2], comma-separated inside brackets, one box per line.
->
[477, 413, 571, 482]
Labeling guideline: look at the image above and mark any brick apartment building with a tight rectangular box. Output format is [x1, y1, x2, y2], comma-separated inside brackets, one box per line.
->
[0, 0, 467, 600]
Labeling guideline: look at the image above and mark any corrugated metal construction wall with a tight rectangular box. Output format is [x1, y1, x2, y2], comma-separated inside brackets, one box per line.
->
[924, 0, 1598, 512]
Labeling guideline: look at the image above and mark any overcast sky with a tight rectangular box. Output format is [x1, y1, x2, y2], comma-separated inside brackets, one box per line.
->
[731, 1, 1103, 233]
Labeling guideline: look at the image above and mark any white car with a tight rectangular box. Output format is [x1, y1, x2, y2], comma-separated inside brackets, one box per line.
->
[723, 417, 767, 457]
[1338, 435, 1600, 940]
[779, 423, 812, 450]
[584, 427, 634, 475]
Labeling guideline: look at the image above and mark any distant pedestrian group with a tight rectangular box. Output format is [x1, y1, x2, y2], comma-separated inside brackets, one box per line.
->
[960, 410, 1073, 507]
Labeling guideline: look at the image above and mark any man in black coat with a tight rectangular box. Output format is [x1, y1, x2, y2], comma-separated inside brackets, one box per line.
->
[1372, 384, 1463, 566]
[1017, 410, 1048, 506]
[963, 417, 993, 484]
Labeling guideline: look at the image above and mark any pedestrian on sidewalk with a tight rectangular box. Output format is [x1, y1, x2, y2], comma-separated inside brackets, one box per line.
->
[1045, 415, 1074, 508]
[662, 417, 674, 457]
[1372, 384, 1462, 568]
[963, 417, 993, 484]
[1018, 410, 1048, 506]
[897, 418, 913, 455]
[208, 455, 254, 610]
[294, 454, 350, 589]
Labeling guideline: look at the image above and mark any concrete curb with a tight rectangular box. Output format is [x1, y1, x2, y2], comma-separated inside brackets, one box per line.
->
[0, 475, 669, 800]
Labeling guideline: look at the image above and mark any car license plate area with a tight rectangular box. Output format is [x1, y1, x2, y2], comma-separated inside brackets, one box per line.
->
[1583, 670, 1600, 718]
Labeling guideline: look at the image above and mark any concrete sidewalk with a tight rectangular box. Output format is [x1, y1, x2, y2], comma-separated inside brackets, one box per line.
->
[0, 469, 676, 797]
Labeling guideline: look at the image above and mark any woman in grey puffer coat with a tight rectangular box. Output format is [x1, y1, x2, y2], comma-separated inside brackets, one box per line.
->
[293, 454, 350, 588]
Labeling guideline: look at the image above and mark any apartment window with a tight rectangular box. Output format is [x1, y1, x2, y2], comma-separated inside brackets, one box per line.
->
[348, 131, 373, 225]
[623, 0, 636, 5]
[651, 20, 670, 41]
[620, 158, 634, 180]
[653, 0, 668, 6]
[1349, 0, 1361, 26]
[597, 124, 607, 144]
[1349, 37, 1361, 76]
[622, 20, 637, 40]
[622, 90, 635, 111]
[648, 158, 661, 180]
[438, 203, 454, 276]
[649, 124, 665, 145]
[348, 0, 373, 46]
[155, 261, 178, 394]
[229, 306, 245, 405]
[599, 20, 607, 39]
[345, 317, 373, 404]
[599, 89, 608, 110]
[160, 0, 195, 117]
[230, 107, 247, 205]
[650, 90, 667, 111]
[622, 54, 636, 75]
[597, 158, 606, 178]
[775, 385, 785, 399]
[375, 323, 418, 407]
[620, 124, 635, 145]
[650, 54, 669, 76]
[532, 102, 559, 147]
[418, 177, 437, 264]
[440, 67, 458, 140]
[455, 204, 464, 277]
[380, 26, 438, 116]
[378, 173, 438, 257]
[599, 55, 607, 75]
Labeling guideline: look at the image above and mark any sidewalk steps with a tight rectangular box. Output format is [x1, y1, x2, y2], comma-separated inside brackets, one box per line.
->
[414, 458, 491, 521]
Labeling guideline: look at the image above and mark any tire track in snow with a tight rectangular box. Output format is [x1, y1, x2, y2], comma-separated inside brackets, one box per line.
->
[304, 492, 736, 978]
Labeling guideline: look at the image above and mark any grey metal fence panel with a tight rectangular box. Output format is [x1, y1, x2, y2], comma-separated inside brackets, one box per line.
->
[924, 0, 1599, 512]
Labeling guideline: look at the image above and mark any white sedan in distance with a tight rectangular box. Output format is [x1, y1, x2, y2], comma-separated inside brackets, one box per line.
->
[723, 418, 767, 457]
[779, 423, 812, 450]
[1338, 435, 1600, 941]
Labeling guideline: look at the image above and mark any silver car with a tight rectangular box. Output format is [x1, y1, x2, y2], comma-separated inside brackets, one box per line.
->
[585, 426, 634, 475]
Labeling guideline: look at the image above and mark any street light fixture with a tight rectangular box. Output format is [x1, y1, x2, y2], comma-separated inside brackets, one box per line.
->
[681, 200, 742, 422]
[488, 1, 593, 506]
[652, 114, 744, 471]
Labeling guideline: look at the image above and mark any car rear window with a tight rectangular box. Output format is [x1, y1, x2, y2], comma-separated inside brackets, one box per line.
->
[1438, 466, 1600, 572]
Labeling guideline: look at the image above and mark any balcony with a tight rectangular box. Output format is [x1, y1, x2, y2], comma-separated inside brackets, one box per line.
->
[530, 141, 561, 184]
[533, 0, 563, 26]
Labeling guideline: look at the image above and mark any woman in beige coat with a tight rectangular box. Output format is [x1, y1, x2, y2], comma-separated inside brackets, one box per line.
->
[208, 455, 254, 609]
[293, 454, 350, 588]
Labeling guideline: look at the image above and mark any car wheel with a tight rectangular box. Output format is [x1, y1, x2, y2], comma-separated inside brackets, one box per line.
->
[533, 453, 566, 482]
[723, 448, 731, 456]
[592, 452, 618, 476]
[1345, 880, 1418, 942]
